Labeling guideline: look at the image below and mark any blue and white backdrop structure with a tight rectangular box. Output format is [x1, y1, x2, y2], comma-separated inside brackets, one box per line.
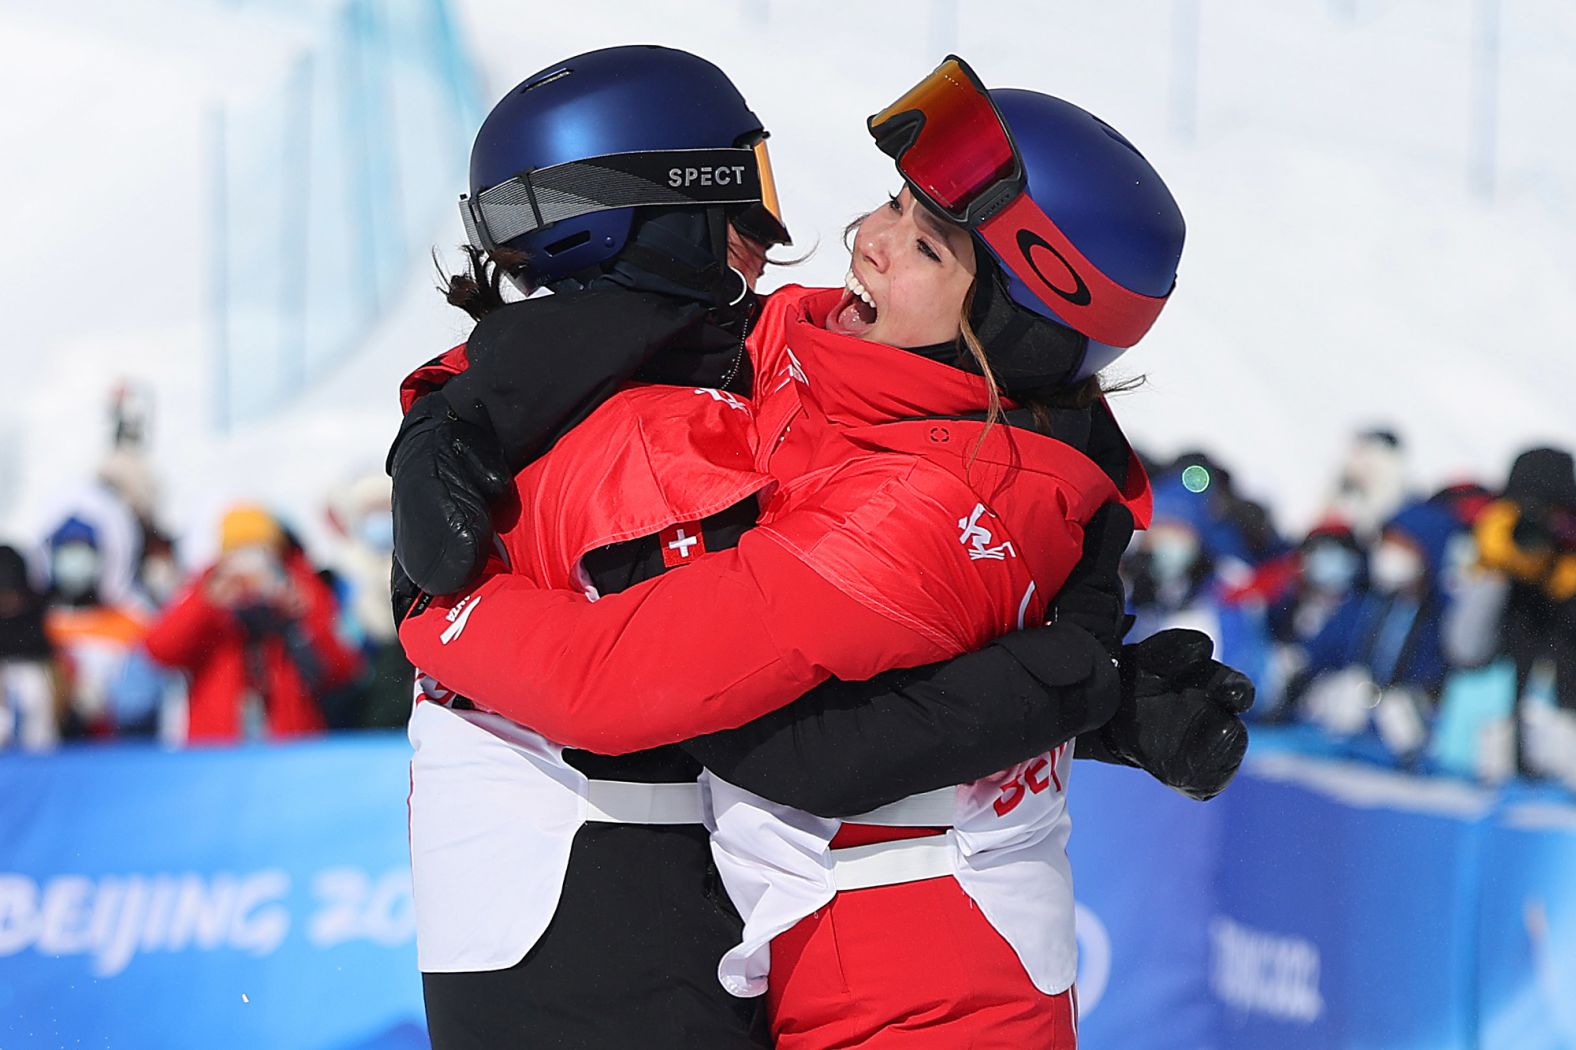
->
[207, 0, 479, 431]
[2, 732, 1572, 1050]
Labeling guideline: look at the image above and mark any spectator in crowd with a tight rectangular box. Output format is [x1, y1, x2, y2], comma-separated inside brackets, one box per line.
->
[97, 382, 181, 611]
[1256, 522, 1369, 719]
[323, 471, 411, 729]
[1268, 524, 1368, 648]
[40, 516, 161, 738]
[34, 474, 141, 612]
[1158, 450, 1287, 577]
[1434, 481, 1502, 670]
[1472, 447, 1576, 778]
[1430, 481, 1496, 529]
[1125, 473, 1274, 693]
[0, 544, 61, 750]
[1324, 427, 1410, 543]
[144, 504, 362, 744]
[1293, 499, 1461, 761]
[134, 526, 183, 611]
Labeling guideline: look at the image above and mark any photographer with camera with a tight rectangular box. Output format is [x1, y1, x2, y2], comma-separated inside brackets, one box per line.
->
[145, 504, 361, 744]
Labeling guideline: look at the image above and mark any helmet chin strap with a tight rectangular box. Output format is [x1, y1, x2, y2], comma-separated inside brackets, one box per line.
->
[548, 205, 755, 336]
[550, 207, 722, 300]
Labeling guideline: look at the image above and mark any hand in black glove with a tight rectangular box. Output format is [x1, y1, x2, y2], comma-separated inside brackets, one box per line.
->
[1099, 628, 1256, 801]
[386, 288, 719, 598]
[387, 392, 511, 596]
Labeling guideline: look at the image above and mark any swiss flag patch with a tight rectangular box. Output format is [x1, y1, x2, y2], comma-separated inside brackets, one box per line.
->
[659, 522, 707, 568]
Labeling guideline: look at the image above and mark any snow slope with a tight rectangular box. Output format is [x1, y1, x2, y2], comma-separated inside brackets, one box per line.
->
[3, 0, 1574, 561]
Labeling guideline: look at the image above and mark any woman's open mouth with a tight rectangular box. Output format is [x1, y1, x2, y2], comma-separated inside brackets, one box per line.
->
[831, 270, 879, 336]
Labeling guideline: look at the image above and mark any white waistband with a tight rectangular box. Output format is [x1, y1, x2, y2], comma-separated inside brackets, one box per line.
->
[584, 779, 706, 825]
[843, 787, 955, 827]
[830, 835, 954, 891]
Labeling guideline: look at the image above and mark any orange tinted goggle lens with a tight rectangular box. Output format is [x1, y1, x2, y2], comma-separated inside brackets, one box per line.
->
[869, 57, 1017, 221]
[753, 139, 783, 227]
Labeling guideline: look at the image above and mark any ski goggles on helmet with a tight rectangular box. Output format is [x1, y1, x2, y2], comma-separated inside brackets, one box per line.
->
[461, 135, 788, 254]
[868, 56, 1168, 348]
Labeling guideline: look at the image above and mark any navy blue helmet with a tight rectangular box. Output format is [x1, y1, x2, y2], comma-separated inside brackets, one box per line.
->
[461, 45, 788, 289]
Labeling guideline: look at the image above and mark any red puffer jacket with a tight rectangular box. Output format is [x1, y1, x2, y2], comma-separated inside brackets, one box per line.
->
[146, 550, 362, 742]
[399, 285, 1149, 754]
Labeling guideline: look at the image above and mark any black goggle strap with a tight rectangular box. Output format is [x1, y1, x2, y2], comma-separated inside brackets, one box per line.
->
[460, 147, 765, 251]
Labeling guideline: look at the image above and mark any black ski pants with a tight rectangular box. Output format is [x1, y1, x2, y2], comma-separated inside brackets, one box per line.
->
[421, 821, 767, 1049]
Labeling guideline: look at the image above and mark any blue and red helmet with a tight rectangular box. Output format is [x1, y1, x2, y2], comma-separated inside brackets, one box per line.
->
[870, 57, 1184, 380]
[988, 89, 1184, 378]
[462, 45, 788, 289]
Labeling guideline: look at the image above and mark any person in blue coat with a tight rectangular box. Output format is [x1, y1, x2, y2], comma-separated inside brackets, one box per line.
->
[1292, 500, 1463, 758]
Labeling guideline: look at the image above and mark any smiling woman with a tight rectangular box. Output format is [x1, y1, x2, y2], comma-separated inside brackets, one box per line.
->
[828, 189, 977, 348]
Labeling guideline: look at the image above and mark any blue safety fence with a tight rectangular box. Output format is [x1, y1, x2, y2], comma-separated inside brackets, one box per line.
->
[2, 731, 1572, 1049]
[0, 736, 423, 1050]
[1071, 731, 1576, 1050]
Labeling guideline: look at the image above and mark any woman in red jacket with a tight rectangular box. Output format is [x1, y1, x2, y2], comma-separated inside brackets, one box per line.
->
[401, 57, 1190, 1047]
[146, 504, 361, 742]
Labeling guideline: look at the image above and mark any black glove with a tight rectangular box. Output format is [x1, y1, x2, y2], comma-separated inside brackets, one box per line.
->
[1098, 629, 1256, 801]
[386, 288, 719, 598]
[387, 393, 511, 596]
[234, 602, 289, 639]
[1051, 503, 1134, 655]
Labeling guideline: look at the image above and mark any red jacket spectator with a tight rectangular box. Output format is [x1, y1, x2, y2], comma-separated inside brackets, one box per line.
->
[145, 505, 361, 743]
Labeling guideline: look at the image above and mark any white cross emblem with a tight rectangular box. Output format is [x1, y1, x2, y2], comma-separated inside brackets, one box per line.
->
[667, 529, 700, 559]
[694, 388, 748, 412]
[959, 503, 1017, 561]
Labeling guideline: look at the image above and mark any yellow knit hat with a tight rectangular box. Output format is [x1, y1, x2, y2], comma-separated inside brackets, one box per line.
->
[219, 503, 283, 553]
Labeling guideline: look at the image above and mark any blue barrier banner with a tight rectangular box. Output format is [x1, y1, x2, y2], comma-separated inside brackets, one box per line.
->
[0, 736, 423, 1050]
[2, 732, 1570, 1048]
[1210, 752, 1491, 1050]
[1067, 762, 1221, 1050]
[1476, 796, 1576, 1050]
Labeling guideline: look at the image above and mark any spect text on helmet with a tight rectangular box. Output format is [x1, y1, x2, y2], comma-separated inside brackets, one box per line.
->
[667, 164, 752, 189]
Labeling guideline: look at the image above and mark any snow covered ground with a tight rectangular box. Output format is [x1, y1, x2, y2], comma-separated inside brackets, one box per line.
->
[3, 0, 1574, 562]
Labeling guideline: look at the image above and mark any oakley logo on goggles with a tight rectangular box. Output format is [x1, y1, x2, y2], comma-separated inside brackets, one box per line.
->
[868, 56, 1168, 348]
[460, 138, 787, 253]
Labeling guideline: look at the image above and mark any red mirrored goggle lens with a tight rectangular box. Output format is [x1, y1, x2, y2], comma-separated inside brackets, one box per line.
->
[868, 57, 1017, 222]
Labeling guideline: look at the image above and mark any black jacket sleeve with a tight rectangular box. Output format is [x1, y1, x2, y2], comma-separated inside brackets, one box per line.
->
[436, 288, 709, 471]
[682, 621, 1120, 818]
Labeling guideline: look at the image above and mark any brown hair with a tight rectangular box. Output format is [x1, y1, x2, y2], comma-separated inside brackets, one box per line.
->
[433, 245, 530, 321]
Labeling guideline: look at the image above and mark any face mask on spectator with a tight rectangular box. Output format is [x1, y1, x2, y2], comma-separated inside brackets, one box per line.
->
[1303, 544, 1360, 593]
[1148, 527, 1200, 584]
[51, 541, 101, 600]
[1369, 540, 1424, 593]
[359, 512, 395, 553]
[141, 554, 182, 606]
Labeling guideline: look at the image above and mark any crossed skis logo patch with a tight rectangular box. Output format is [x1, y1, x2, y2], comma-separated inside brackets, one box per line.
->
[439, 594, 483, 645]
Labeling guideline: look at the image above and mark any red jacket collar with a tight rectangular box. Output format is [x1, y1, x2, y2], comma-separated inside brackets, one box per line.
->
[770, 285, 1151, 525]
[779, 286, 1005, 428]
